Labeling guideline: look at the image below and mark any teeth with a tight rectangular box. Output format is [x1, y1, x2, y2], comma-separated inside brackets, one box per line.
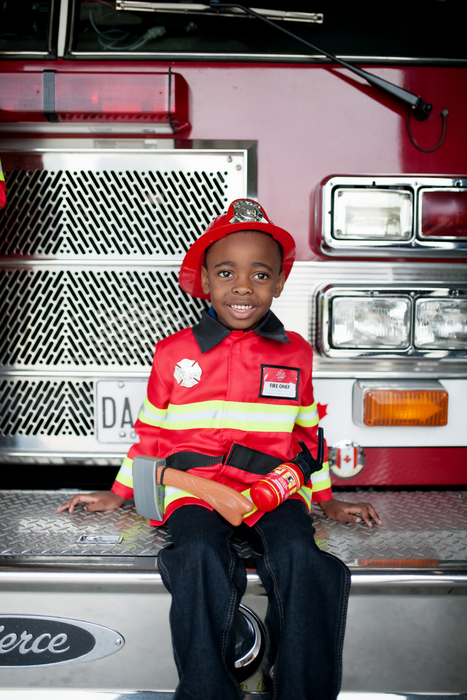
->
[231, 305, 253, 310]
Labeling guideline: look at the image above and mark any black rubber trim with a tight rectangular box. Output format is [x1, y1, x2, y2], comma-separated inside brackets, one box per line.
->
[43, 70, 58, 123]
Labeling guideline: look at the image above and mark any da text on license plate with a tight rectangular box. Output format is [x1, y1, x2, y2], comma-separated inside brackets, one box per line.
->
[96, 380, 147, 444]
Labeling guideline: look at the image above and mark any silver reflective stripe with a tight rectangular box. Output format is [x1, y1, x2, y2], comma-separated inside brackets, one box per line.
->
[141, 405, 166, 423]
[165, 409, 297, 424]
[120, 464, 133, 478]
[297, 407, 319, 421]
[311, 469, 331, 484]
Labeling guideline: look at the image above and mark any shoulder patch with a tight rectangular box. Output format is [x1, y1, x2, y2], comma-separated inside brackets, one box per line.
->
[174, 359, 202, 388]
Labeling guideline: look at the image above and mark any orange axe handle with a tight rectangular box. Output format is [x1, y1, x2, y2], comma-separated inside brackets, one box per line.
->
[156, 465, 253, 527]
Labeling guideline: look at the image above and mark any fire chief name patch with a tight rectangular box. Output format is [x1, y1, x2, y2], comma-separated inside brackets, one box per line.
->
[260, 365, 300, 400]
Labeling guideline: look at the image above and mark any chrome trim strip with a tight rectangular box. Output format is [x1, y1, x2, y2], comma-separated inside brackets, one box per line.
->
[0, 694, 464, 700]
[57, 0, 70, 58]
[0, 52, 50, 56]
[67, 51, 467, 65]
[1, 568, 466, 590]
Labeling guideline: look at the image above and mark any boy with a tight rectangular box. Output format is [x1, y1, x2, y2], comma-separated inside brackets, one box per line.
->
[59, 199, 381, 700]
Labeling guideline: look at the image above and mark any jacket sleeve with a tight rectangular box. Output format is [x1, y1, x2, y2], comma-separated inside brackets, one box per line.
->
[111, 344, 172, 499]
[292, 346, 332, 503]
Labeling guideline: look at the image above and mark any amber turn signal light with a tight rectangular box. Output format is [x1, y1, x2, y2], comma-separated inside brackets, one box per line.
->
[364, 389, 448, 427]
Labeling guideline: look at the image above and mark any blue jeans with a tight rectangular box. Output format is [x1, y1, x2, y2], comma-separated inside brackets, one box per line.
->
[158, 500, 350, 700]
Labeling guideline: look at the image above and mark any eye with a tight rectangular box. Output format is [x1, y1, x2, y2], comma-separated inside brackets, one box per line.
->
[218, 270, 233, 278]
[254, 272, 269, 280]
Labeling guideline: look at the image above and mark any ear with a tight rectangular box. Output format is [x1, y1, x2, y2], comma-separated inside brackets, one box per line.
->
[273, 270, 286, 299]
[200, 265, 210, 296]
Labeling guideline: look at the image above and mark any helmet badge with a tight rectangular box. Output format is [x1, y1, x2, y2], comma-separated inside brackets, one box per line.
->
[230, 200, 268, 224]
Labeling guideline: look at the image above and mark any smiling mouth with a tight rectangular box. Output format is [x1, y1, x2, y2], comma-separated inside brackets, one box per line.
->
[228, 304, 256, 315]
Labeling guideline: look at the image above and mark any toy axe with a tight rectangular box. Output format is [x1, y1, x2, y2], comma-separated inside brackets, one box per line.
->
[133, 456, 253, 526]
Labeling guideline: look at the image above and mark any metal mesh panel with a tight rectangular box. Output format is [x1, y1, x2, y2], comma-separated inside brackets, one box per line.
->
[0, 266, 208, 368]
[0, 164, 232, 258]
[0, 379, 94, 437]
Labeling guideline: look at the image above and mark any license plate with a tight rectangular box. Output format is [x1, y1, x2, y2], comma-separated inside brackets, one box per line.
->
[96, 380, 147, 444]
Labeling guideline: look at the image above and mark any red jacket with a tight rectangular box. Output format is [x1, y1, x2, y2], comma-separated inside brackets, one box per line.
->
[112, 311, 332, 525]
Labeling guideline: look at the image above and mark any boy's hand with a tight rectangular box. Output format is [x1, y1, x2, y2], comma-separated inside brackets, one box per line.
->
[318, 498, 382, 527]
[57, 491, 125, 514]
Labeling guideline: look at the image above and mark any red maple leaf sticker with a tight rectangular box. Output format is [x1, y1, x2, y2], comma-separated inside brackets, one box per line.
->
[317, 403, 328, 419]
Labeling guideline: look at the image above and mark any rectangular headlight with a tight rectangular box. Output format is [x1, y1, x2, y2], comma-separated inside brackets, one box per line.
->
[331, 297, 411, 349]
[415, 298, 467, 349]
[333, 188, 412, 240]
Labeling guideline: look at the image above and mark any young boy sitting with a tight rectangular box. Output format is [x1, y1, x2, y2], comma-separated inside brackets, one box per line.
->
[59, 198, 381, 700]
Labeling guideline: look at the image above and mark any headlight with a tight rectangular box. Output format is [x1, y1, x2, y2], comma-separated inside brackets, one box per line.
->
[320, 176, 467, 256]
[333, 188, 412, 240]
[318, 286, 467, 360]
[415, 298, 467, 349]
[331, 297, 410, 349]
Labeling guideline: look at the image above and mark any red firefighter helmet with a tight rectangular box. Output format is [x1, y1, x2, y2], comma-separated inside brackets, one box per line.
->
[179, 199, 296, 299]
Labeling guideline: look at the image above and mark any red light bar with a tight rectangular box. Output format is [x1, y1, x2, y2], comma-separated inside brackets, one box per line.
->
[0, 70, 190, 133]
[421, 190, 467, 238]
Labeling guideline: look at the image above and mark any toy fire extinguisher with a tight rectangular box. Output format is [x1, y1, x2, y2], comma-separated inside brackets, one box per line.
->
[250, 428, 325, 511]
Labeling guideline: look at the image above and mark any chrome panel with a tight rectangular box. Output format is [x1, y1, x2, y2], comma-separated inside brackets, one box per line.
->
[1, 490, 465, 570]
[0, 490, 466, 692]
[320, 176, 467, 256]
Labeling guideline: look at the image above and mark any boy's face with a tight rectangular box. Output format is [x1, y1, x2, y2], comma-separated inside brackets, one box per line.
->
[200, 230, 285, 331]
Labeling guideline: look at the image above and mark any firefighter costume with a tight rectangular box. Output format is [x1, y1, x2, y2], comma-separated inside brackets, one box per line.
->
[111, 308, 332, 525]
[111, 198, 332, 524]
[110, 199, 348, 700]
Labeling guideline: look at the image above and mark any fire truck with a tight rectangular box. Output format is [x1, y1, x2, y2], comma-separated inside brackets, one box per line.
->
[0, 1, 466, 697]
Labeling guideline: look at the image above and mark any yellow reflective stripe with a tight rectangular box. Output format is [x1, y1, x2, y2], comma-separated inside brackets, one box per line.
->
[139, 396, 167, 427]
[164, 485, 201, 508]
[298, 485, 312, 508]
[311, 462, 331, 492]
[295, 402, 319, 427]
[115, 457, 134, 488]
[241, 488, 258, 519]
[163, 400, 298, 432]
[0, 171, 4, 182]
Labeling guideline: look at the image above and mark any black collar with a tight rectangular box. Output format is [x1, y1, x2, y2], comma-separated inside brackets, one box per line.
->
[192, 310, 291, 353]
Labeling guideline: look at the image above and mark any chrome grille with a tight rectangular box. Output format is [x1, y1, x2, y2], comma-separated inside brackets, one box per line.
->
[0, 147, 248, 460]
[0, 150, 246, 260]
[0, 266, 207, 369]
[0, 379, 94, 437]
[0, 168, 228, 258]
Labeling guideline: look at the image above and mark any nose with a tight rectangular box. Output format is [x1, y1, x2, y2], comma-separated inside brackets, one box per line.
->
[232, 274, 253, 295]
